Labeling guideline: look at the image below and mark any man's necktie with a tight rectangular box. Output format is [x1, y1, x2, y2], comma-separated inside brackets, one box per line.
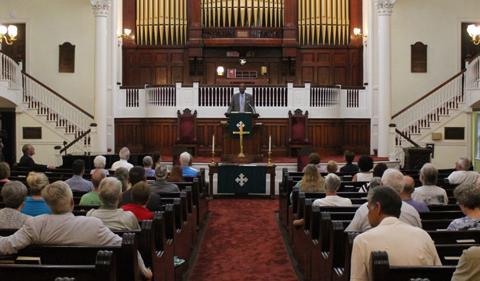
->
[240, 94, 245, 112]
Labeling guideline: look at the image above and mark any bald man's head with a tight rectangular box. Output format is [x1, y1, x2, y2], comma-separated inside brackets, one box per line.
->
[402, 175, 415, 194]
[91, 169, 106, 189]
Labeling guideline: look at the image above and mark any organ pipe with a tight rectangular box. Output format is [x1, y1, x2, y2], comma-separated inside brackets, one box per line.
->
[136, 0, 187, 46]
[200, 0, 284, 28]
[297, 0, 350, 46]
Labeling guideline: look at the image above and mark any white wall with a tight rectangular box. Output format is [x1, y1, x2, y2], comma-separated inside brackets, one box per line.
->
[0, 0, 95, 114]
[391, 0, 480, 114]
[15, 111, 63, 166]
[415, 112, 470, 169]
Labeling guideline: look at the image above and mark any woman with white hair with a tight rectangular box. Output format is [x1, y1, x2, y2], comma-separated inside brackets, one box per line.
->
[90, 155, 109, 176]
[87, 177, 139, 231]
[412, 163, 448, 205]
[179, 151, 199, 177]
[313, 173, 352, 207]
[143, 156, 155, 177]
[110, 147, 134, 171]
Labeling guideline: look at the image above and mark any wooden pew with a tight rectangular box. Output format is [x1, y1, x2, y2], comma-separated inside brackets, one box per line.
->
[419, 211, 464, 220]
[371, 251, 456, 281]
[428, 230, 480, 244]
[0, 250, 116, 281]
[8, 233, 141, 281]
[158, 192, 195, 258]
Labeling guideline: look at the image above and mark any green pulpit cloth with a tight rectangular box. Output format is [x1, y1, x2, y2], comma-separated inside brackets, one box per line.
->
[227, 113, 253, 136]
[218, 165, 267, 194]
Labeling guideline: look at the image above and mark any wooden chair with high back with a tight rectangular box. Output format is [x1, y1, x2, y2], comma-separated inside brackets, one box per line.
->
[288, 109, 310, 156]
[175, 108, 198, 156]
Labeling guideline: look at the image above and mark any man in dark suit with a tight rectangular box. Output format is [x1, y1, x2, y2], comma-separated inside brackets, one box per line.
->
[227, 83, 256, 114]
[17, 144, 53, 171]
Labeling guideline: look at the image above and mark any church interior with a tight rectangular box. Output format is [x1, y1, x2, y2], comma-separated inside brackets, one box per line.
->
[0, 0, 479, 280]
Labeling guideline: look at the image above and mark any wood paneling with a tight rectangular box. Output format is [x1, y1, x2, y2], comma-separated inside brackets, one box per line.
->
[115, 118, 370, 156]
[123, 49, 186, 86]
[299, 48, 363, 86]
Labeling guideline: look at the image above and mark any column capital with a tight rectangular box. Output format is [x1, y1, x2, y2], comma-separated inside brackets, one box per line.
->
[91, 0, 111, 17]
[376, 0, 395, 16]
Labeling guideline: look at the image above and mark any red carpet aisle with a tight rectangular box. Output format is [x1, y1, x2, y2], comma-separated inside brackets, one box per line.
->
[188, 199, 299, 281]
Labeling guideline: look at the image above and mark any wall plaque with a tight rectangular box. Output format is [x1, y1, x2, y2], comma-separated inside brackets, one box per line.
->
[59, 42, 75, 73]
[444, 127, 465, 140]
[411, 42, 427, 73]
[23, 127, 42, 139]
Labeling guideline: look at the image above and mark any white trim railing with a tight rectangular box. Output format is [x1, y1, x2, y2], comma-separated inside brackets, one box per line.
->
[0, 52, 21, 89]
[116, 83, 369, 119]
[466, 56, 480, 90]
[22, 73, 94, 135]
[392, 72, 465, 138]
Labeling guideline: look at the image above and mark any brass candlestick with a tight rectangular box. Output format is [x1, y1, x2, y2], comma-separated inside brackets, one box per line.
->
[211, 150, 216, 165]
[267, 151, 272, 166]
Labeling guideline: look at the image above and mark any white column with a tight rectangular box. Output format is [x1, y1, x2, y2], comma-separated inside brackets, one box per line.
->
[376, 0, 395, 157]
[91, 0, 111, 154]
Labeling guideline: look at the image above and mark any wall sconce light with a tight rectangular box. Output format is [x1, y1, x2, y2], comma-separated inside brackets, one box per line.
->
[353, 27, 363, 38]
[118, 28, 135, 41]
[0, 24, 17, 47]
[467, 24, 480, 45]
[239, 58, 247, 65]
[260, 66, 268, 76]
[216, 66, 225, 76]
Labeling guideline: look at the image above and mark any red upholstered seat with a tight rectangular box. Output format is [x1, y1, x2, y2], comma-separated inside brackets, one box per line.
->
[291, 116, 306, 143]
[179, 116, 195, 143]
[176, 108, 197, 155]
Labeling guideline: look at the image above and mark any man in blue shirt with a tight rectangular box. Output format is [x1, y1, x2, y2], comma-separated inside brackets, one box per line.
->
[179, 152, 199, 177]
[65, 159, 94, 192]
[401, 175, 430, 213]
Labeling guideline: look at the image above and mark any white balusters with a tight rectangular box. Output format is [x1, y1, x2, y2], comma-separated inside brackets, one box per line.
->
[146, 86, 176, 106]
[346, 89, 360, 108]
[0, 52, 21, 89]
[22, 73, 93, 136]
[252, 86, 287, 107]
[125, 88, 140, 107]
[466, 56, 480, 90]
[310, 87, 339, 107]
[199, 86, 233, 107]
[117, 84, 371, 119]
[392, 72, 465, 138]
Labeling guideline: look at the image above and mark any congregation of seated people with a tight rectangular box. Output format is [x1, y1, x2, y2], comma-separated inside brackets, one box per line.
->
[285, 153, 480, 281]
[0, 145, 205, 281]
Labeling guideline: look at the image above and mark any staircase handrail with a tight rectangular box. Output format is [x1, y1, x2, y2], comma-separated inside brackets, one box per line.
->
[22, 71, 94, 119]
[392, 70, 465, 119]
[395, 129, 420, 148]
[59, 128, 92, 154]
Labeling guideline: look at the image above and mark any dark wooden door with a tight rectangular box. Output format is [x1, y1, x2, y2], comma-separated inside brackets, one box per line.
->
[0, 110, 16, 165]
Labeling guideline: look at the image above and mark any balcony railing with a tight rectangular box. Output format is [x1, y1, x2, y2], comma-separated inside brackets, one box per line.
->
[116, 83, 369, 119]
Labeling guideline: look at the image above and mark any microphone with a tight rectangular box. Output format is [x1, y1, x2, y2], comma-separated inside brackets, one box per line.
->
[247, 102, 256, 114]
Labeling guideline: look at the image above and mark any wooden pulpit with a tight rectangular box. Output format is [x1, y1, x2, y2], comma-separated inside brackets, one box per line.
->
[222, 112, 263, 163]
